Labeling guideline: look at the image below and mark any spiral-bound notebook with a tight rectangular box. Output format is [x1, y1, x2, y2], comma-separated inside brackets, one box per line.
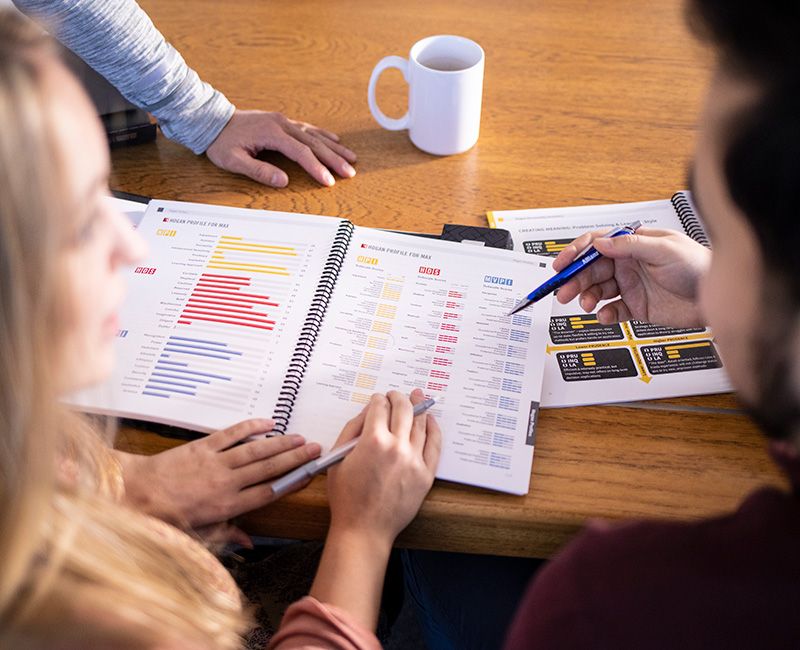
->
[71, 200, 554, 494]
[487, 191, 731, 407]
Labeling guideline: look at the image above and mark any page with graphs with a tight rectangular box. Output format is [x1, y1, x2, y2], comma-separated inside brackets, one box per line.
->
[487, 195, 732, 407]
[71, 200, 345, 431]
[289, 228, 554, 495]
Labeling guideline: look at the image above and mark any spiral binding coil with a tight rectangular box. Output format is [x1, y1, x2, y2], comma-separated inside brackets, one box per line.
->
[671, 191, 709, 247]
[271, 220, 355, 433]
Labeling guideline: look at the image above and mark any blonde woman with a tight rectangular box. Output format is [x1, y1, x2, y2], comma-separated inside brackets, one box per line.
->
[0, 11, 440, 648]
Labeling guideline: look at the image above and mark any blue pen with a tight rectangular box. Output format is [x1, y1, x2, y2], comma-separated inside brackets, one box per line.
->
[508, 220, 642, 315]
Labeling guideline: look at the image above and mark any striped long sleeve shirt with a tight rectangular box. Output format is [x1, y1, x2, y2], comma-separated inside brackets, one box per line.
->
[13, 0, 235, 153]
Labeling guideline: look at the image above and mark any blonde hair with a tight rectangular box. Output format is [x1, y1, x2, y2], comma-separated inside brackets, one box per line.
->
[0, 11, 249, 648]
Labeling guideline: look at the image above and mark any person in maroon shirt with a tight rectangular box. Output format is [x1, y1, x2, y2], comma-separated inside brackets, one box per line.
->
[405, 1, 800, 648]
[507, 0, 800, 646]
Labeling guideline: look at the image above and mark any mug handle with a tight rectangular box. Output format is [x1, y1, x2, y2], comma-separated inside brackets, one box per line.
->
[368, 55, 410, 131]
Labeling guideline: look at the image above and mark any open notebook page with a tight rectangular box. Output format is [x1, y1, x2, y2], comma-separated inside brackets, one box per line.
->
[288, 228, 554, 495]
[70, 200, 344, 431]
[488, 196, 731, 407]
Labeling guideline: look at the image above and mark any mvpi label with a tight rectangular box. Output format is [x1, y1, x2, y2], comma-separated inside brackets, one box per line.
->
[484, 275, 513, 286]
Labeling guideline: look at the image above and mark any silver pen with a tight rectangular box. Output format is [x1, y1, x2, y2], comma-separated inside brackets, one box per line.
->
[270, 397, 437, 498]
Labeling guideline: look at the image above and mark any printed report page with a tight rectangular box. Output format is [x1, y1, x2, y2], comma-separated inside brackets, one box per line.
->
[70, 200, 344, 432]
[289, 229, 553, 495]
[489, 199, 731, 407]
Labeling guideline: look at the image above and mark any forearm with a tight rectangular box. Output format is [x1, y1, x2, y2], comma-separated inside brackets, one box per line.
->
[13, 0, 234, 153]
[310, 526, 393, 632]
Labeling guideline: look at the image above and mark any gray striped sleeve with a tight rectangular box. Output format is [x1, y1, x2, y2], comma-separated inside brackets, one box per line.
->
[13, 0, 235, 153]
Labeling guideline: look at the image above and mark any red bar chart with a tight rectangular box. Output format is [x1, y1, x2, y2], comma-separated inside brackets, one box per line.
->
[178, 272, 279, 331]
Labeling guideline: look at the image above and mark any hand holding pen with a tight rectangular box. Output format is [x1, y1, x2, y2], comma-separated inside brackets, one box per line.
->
[305, 390, 441, 629]
[271, 393, 438, 498]
[323, 389, 441, 544]
[510, 222, 642, 315]
[550, 225, 712, 328]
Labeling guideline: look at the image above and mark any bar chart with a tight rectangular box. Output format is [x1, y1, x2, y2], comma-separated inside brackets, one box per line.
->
[90, 201, 344, 428]
[178, 273, 279, 331]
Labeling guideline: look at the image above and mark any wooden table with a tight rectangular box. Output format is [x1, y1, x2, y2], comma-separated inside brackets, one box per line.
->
[112, 0, 786, 558]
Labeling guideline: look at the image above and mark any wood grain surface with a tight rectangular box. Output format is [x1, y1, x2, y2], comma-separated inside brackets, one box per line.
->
[112, 0, 786, 558]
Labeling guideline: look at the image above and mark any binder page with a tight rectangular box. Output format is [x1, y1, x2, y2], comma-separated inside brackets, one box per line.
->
[290, 229, 553, 495]
[70, 200, 343, 431]
[109, 195, 147, 229]
[488, 197, 731, 407]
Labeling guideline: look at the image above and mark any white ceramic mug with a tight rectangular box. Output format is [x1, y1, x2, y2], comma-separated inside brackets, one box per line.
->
[367, 35, 485, 156]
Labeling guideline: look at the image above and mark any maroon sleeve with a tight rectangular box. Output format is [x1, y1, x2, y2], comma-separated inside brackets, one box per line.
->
[504, 526, 610, 649]
[505, 487, 800, 649]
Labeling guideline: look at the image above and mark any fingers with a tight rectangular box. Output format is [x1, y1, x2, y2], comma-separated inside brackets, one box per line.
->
[292, 120, 357, 162]
[409, 388, 441, 474]
[556, 258, 616, 304]
[362, 393, 391, 441]
[234, 480, 289, 513]
[207, 110, 358, 188]
[387, 390, 413, 442]
[296, 121, 341, 144]
[409, 388, 429, 453]
[235, 441, 321, 488]
[314, 134, 358, 168]
[316, 134, 357, 164]
[577, 277, 620, 313]
[552, 227, 673, 273]
[210, 418, 276, 451]
[286, 124, 356, 180]
[271, 132, 336, 187]
[294, 123, 357, 163]
[223, 433, 305, 468]
[422, 412, 442, 473]
[596, 298, 634, 324]
[224, 150, 289, 188]
[592, 231, 672, 264]
[552, 230, 598, 271]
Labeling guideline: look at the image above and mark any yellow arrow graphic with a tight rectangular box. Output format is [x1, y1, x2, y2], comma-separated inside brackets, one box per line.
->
[547, 339, 624, 354]
[547, 321, 720, 383]
[629, 344, 653, 384]
[546, 329, 712, 354]
[621, 320, 634, 341]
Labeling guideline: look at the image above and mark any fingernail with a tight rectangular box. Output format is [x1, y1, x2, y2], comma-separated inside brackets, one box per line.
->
[343, 163, 356, 178]
[289, 434, 305, 447]
[306, 442, 322, 457]
[323, 170, 335, 186]
[271, 171, 288, 187]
